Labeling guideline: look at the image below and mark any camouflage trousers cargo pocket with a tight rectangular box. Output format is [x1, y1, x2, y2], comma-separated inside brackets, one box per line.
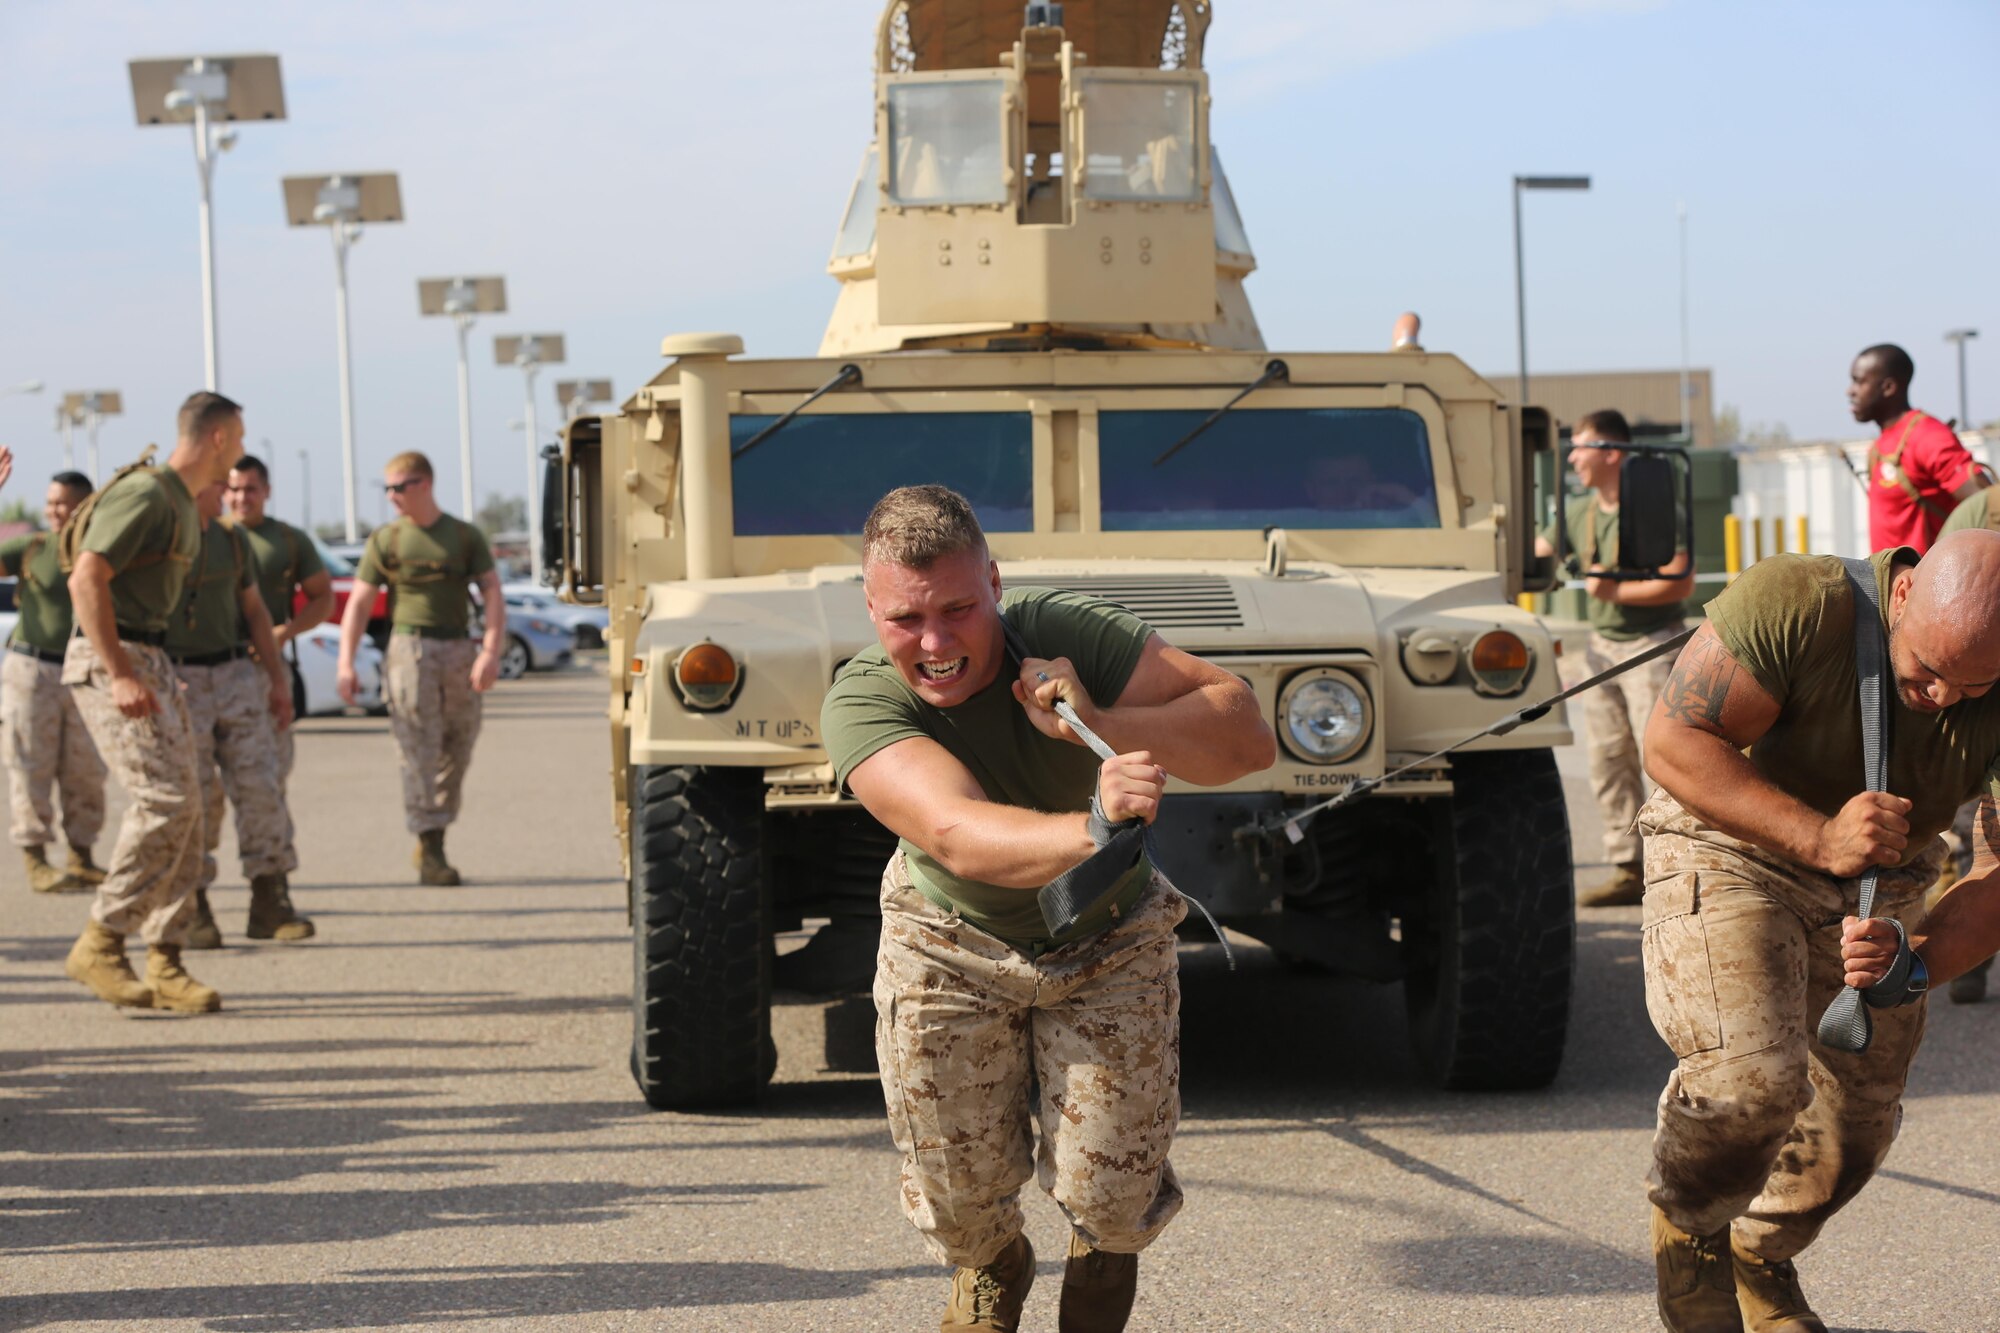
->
[1642, 871, 1724, 1059]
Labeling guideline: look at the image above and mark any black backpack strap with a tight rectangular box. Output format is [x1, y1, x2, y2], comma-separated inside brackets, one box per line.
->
[1818, 556, 1893, 1053]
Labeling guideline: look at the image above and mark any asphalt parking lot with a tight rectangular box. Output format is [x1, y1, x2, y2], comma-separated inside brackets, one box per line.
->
[2, 661, 1995, 1331]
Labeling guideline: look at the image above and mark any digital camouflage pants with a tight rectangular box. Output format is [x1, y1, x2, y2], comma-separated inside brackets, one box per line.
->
[2, 650, 106, 850]
[178, 657, 293, 887]
[874, 851, 1186, 1269]
[385, 635, 482, 835]
[1639, 790, 1938, 1262]
[1562, 622, 1682, 867]
[63, 637, 202, 946]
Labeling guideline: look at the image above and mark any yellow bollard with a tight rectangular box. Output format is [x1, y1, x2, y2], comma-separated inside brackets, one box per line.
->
[1517, 592, 1536, 613]
[1796, 515, 1809, 554]
[1750, 516, 1764, 565]
[1771, 516, 1786, 555]
[1724, 514, 1743, 580]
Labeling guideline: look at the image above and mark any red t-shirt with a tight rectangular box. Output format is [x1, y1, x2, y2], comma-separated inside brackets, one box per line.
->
[1868, 410, 1977, 554]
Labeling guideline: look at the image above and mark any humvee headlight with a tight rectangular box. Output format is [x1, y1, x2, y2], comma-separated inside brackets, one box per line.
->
[672, 641, 743, 711]
[1468, 630, 1533, 697]
[1277, 668, 1371, 765]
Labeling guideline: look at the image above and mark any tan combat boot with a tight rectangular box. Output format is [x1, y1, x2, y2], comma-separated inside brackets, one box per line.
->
[185, 888, 224, 950]
[64, 920, 153, 1008]
[246, 873, 315, 942]
[414, 829, 461, 886]
[145, 944, 222, 1013]
[1059, 1232, 1138, 1333]
[1652, 1207, 1743, 1333]
[1579, 859, 1645, 908]
[1733, 1242, 1826, 1332]
[65, 844, 108, 886]
[941, 1232, 1034, 1332]
[23, 845, 74, 894]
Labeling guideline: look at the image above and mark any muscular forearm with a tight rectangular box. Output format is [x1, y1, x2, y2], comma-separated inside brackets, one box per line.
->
[1619, 574, 1696, 606]
[287, 589, 334, 639]
[478, 575, 506, 655]
[336, 585, 373, 667]
[925, 803, 1098, 889]
[1914, 870, 2000, 983]
[68, 567, 133, 679]
[1083, 684, 1274, 786]
[244, 599, 287, 692]
[1645, 723, 1828, 867]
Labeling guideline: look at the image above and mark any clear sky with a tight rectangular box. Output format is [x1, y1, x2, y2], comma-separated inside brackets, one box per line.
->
[1, 0, 1993, 530]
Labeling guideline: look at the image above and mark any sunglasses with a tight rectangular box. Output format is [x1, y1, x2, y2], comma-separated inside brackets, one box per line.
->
[383, 478, 426, 494]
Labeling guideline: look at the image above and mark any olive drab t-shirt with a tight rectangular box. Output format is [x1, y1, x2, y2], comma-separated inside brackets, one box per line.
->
[1705, 548, 2000, 866]
[1543, 493, 1688, 641]
[165, 521, 257, 658]
[79, 468, 201, 635]
[354, 513, 495, 636]
[1940, 486, 2000, 536]
[822, 587, 1154, 952]
[0, 534, 75, 654]
[237, 515, 325, 628]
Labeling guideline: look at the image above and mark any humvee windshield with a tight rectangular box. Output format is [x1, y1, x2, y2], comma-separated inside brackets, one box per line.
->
[730, 411, 1033, 536]
[1099, 407, 1439, 531]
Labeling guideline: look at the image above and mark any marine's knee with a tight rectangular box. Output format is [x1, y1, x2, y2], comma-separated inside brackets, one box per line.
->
[1667, 1045, 1813, 1149]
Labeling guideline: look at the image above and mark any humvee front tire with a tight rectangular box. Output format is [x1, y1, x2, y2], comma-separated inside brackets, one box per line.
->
[1403, 748, 1574, 1091]
[629, 764, 772, 1109]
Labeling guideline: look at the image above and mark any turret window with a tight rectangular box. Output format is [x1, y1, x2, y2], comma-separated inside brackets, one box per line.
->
[885, 80, 1008, 207]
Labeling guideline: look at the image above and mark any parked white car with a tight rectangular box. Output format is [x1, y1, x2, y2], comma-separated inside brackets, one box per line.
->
[501, 583, 609, 650]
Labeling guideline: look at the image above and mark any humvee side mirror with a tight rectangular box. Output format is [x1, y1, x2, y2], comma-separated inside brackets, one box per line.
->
[538, 443, 564, 589]
[1552, 440, 1694, 581]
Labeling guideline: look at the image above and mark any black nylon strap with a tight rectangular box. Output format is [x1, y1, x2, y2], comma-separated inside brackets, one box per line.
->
[1817, 556, 1893, 1054]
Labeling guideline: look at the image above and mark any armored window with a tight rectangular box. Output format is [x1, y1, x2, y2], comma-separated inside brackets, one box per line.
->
[885, 80, 1008, 207]
[731, 412, 1033, 536]
[1211, 150, 1253, 259]
[1078, 79, 1199, 202]
[832, 145, 881, 260]
[1096, 408, 1441, 532]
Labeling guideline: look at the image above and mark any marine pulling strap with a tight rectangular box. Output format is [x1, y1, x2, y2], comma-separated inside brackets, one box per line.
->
[1247, 623, 1699, 844]
[997, 619, 1234, 967]
[1816, 558, 1893, 1054]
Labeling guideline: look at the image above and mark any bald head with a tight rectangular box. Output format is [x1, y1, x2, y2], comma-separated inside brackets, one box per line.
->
[1391, 312, 1422, 349]
[1889, 529, 2000, 711]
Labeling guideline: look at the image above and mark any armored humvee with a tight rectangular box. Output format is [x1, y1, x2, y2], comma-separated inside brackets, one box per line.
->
[547, 0, 1600, 1110]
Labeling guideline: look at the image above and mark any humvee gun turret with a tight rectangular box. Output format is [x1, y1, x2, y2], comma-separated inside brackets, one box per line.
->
[547, 0, 1639, 1110]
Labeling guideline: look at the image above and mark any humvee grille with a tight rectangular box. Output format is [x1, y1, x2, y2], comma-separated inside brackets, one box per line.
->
[1041, 575, 1245, 629]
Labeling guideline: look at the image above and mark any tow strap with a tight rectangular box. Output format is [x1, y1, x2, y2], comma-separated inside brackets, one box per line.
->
[1816, 558, 1893, 1053]
[998, 619, 1235, 966]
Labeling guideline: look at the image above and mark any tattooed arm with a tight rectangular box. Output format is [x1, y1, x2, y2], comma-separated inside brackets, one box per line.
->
[1846, 795, 2000, 986]
[1643, 621, 1912, 875]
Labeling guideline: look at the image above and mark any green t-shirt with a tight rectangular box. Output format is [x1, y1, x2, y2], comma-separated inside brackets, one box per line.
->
[1543, 492, 1688, 640]
[1, 533, 74, 654]
[236, 515, 325, 628]
[355, 513, 495, 635]
[1940, 486, 2000, 536]
[822, 587, 1154, 953]
[79, 468, 201, 635]
[166, 521, 256, 658]
[1706, 548, 2000, 866]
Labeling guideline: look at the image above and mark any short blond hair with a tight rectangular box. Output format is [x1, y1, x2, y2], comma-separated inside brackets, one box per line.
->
[384, 451, 434, 481]
[862, 485, 986, 570]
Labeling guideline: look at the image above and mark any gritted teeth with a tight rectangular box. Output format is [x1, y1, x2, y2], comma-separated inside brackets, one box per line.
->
[917, 658, 968, 681]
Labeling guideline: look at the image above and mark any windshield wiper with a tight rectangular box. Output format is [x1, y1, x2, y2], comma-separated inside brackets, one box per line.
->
[1151, 359, 1289, 467]
[730, 363, 863, 461]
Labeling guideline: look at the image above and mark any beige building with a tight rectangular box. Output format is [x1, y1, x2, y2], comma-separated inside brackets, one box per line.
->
[1488, 368, 1716, 450]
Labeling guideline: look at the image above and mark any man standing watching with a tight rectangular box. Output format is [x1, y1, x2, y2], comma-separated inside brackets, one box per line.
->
[62, 390, 244, 1014]
[1535, 409, 1695, 908]
[1637, 529, 2000, 1332]
[3, 469, 108, 893]
[171, 480, 301, 949]
[824, 486, 1275, 1333]
[226, 453, 332, 926]
[337, 451, 503, 886]
[1851, 342, 1986, 553]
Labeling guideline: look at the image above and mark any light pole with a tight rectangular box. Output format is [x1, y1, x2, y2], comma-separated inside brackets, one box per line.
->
[556, 379, 614, 421]
[2, 380, 42, 397]
[496, 334, 565, 576]
[283, 173, 404, 543]
[1511, 174, 1591, 408]
[1945, 329, 1979, 431]
[129, 55, 285, 392]
[62, 392, 124, 485]
[419, 277, 508, 517]
[1678, 201, 1691, 443]
[53, 402, 81, 470]
[297, 447, 312, 533]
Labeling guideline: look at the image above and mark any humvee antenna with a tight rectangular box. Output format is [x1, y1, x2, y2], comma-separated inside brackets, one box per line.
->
[1152, 360, 1289, 466]
[731, 364, 863, 460]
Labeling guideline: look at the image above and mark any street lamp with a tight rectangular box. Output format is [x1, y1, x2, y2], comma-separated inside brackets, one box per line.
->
[556, 379, 614, 421]
[3, 380, 43, 397]
[1511, 174, 1591, 407]
[495, 334, 565, 575]
[52, 402, 83, 470]
[283, 172, 404, 543]
[418, 276, 508, 517]
[1945, 329, 1979, 431]
[295, 446, 311, 533]
[129, 55, 285, 391]
[61, 392, 124, 484]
